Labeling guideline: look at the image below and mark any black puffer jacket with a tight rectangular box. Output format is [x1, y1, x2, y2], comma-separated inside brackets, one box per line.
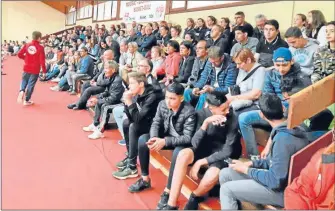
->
[124, 84, 164, 125]
[150, 101, 197, 147]
[98, 73, 124, 105]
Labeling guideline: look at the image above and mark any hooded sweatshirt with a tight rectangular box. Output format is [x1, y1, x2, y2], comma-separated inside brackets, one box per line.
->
[263, 63, 312, 108]
[247, 122, 309, 192]
[289, 38, 319, 76]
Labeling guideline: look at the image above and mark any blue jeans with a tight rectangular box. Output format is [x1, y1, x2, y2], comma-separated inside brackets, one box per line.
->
[46, 66, 60, 80]
[20, 72, 39, 101]
[58, 76, 68, 88]
[184, 88, 207, 111]
[238, 110, 270, 156]
[112, 105, 125, 139]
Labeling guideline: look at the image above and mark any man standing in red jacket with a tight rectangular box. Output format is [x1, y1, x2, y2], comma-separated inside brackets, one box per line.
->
[17, 31, 46, 106]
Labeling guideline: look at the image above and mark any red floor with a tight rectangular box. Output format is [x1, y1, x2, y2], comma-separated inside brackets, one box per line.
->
[1, 56, 186, 209]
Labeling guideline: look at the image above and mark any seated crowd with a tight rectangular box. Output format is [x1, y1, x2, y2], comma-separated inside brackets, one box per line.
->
[9, 9, 335, 210]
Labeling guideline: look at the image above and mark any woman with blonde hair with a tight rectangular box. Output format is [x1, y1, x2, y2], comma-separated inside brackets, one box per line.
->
[122, 42, 144, 83]
[150, 46, 164, 78]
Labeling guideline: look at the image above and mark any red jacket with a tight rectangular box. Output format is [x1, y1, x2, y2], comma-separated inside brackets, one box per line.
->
[18, 40, 46, 74]
[284, 143, 335, 210]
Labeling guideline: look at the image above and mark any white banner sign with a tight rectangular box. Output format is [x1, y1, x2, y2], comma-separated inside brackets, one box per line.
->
[120, 1, 166, 23]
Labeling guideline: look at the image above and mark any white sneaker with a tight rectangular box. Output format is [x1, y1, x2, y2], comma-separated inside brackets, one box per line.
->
[51, 78, 61, 83]
[88, 130, 104, 139]
[50, 86, 60, 91]
[23, 100, 34, 106]
[17, 91, 24, 103]
[83, 123, 96, 132]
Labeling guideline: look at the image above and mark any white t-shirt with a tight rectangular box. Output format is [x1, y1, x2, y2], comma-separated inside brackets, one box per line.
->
[213, 66, 221, 88]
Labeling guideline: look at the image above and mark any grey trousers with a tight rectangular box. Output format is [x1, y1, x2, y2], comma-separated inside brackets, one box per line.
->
[219, 168, 284, 210]
[66, 71, 90, 91]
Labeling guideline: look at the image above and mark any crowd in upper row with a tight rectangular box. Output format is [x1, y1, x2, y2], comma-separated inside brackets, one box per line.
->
[4, 9, 335, 210]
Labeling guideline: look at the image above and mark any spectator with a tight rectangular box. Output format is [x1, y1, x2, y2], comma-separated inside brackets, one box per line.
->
[137, 58, 161, 90]
[205, 16, 217, 40]
[156, 40, 182, 86]
[97, 41, 108, 63]
[106, 36, 121, 63]
[220, 17, 231, 39]
[255, 19, 289, 68]
[158, 91, 241, 210]
[285, 26, 319, 76]
[184, 46, 238, 110]
[219, 93, 309, 210]
[184, 32, 198, 54]
[312, 21, 335, 83]
[253, 14, 267, 41]
[67, 50, 115, 110]
[119, 40, 129, 76]
[194, 18, 208, 41]
[138, 25, 157, 57]
[112, 72, 164, 179]
[187, 40, 211, 87]
[128, 83, 196, 193]
[207, 25, 229, 54]
[183, 18, 195, 39]
[83, 60, 124, 140]
[132, 21, 138, 33]
[127, 28, 138, 44]
[117, 30, 128, 44]
[158, 25, 172, 52]
[307, 10, 327, 46]
[239, 47, 311, 157]
[170, 25, 183, 44]
[174, 41, 195, 84]
[112, 58, 161, 146]
[293, 14, 308, 38]
[150, 46, 164, 78]
[229, 11, 254, 47]
[284, 140, 335, 210]
[227, 48, 266, 116]
[136, 24, 143, 36]
[122, 42, 144, 83]
[77, 38, 85, 50]
[230, 25, 259, 57]
[67, 47, 94, 95]
[152, 22, 160, 36]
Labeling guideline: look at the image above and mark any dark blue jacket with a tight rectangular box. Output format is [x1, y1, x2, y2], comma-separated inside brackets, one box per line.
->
[262, 64, 311, 108]
[248, 122, 309, 191]
[194, 54, 238, 93]
[139, 34, 157, 52]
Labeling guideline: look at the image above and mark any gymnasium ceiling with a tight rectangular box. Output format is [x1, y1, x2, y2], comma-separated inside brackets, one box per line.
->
[41, 1, 78, 14]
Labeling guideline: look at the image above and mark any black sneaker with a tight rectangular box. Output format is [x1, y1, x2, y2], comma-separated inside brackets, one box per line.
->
[67, 86, 73, 92]
[157, 191, 170, 210]
[128, 178, 151, 193]
[162, 205, 178, 210]
[183, 193, 204, 210]
[67, 103, 76, 109]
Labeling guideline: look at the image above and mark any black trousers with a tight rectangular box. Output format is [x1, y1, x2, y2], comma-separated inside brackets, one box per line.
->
[77, 82, 105, 109]
[122, 119, 151, 167]
[137, 133, 187, 189]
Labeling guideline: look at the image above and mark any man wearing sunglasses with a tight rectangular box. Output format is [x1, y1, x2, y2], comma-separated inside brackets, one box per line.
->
[238, 47, 311, 158]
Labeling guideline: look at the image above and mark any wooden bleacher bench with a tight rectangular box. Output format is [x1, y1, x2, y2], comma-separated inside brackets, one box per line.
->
[74, 64, 333, 209]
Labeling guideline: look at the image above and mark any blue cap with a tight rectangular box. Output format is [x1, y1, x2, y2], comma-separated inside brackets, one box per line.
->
[273, 47, 292, 62]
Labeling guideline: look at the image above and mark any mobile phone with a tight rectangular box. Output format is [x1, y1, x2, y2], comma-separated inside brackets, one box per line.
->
[225, 158, 233, 164]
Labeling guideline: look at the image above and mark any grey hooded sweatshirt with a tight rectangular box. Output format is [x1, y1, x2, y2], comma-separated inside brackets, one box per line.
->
[289, 38, 319, 76]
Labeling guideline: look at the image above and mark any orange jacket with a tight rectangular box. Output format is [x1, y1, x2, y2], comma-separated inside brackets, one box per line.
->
[284, 142, 335, 210]
[156, 52, 181, 77]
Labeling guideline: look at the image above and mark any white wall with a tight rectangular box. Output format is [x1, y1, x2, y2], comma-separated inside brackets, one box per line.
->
[2, 1, 65, 41]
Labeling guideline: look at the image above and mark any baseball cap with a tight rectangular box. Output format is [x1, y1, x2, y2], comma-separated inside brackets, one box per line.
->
[273, 47, 292, 63]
